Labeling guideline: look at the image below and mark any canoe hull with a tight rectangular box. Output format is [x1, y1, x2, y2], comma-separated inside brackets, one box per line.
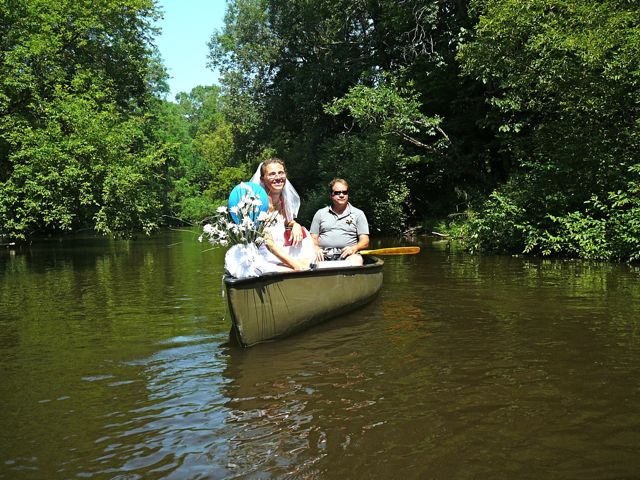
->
[224, 257, 384, 347]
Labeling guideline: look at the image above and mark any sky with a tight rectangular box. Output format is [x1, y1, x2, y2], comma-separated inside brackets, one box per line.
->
[154, 0, 228, 100]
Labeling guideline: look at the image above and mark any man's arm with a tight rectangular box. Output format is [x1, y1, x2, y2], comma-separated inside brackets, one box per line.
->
[341, 209, 369, 258]
[341, 234, 369, 258]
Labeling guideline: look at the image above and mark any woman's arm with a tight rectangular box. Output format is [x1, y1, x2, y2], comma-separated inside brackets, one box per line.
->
[265, 234, 310, 271]
[286, 220, 304, 246]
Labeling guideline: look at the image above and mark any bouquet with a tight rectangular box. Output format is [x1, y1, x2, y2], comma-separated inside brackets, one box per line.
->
[199, 182, 277, 247]
[199, 207, 276, 247]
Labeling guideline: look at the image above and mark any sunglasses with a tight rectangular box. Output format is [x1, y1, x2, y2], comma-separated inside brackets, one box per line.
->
[332, 190, 349, 196]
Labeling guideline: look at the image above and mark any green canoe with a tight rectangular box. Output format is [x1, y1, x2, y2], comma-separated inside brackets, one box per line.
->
[224, 256, 384, 347]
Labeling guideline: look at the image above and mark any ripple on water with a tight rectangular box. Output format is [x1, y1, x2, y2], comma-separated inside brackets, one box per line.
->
[3, 238, 640, 479]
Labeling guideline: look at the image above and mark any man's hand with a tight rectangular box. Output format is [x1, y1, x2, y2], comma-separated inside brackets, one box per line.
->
[340, 245, 359, 258]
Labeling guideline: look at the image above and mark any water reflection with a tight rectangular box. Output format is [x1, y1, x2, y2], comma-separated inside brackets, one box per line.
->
[0, 231, 230, 479]
[220, 315, 390, 478]
[1, 234, 640, 479]
[101, 335, 231, 479]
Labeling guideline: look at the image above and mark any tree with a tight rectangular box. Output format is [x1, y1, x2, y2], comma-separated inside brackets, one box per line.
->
[459, 0, 640, 260]
[209, 0, 482, 233]
[152, 85, 251, 223]
[0, 0, 169, 239]
[208, 0, 279, 160]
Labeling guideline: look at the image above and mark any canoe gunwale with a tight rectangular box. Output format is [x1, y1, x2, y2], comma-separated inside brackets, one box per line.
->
[223, 255, 384, 287]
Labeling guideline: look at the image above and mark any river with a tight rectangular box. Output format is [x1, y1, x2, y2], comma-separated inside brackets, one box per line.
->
[1, 229, 639, 479]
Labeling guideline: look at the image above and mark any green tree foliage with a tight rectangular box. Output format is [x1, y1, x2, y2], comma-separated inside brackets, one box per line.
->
[6, 0, 634, 262]
[153, 85, 248, 223]
[321, 73, 449, 231]
[325, 74, 450, 153]
[0, 0, 168, 239]
[210, 0, 479, 233]
[1, 84, 166, 237]
[459, 0, 640, 261]
[208, 0, 278, 156]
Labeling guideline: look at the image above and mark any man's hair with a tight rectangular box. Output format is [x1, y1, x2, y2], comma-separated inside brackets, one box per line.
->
[329, 178, 349, 190]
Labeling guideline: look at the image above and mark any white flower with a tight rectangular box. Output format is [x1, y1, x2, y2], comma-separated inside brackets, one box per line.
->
[201, 192, 276, 249]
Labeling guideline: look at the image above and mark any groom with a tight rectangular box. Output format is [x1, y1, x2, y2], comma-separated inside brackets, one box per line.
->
[309, 178, 369, 266]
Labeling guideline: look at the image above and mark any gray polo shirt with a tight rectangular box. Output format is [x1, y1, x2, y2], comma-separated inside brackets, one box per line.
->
[310, 204, 369, 248]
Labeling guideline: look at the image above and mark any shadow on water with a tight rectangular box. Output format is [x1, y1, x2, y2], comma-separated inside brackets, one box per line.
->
[1, 232, 640, 479]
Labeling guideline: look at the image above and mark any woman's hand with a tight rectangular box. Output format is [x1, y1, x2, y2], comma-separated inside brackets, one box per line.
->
[264, 231, 276, 251]
[314, 246, 324, 262]
[290, 222, 303, 246]
[291, 259, 312, 271]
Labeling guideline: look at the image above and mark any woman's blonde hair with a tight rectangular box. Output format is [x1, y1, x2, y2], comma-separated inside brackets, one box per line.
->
[260, 158, 287, 179]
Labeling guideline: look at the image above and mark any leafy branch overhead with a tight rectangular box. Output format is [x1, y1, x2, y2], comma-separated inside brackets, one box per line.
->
[324, 74, 450, 152]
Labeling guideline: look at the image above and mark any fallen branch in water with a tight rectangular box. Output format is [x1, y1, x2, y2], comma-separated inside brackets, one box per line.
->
[402, 225, 422, 238]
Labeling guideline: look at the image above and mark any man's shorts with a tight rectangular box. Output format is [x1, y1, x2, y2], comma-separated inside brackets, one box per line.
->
[322, 247, 343, 261]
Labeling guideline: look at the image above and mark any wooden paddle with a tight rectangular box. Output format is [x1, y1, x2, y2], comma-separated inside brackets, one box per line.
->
[359, 246, 420, 255]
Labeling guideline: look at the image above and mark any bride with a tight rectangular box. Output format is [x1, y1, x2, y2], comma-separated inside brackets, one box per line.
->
[250, 158, 315, 272]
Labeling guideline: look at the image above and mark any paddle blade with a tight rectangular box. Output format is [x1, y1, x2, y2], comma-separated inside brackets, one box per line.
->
[360, 246, 420, 255]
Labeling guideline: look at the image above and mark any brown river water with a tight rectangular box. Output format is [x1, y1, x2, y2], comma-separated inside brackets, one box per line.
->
[1, 229, 639, 479]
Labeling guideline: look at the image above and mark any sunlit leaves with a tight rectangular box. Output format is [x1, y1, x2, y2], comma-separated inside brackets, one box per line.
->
[325, 73, 449, 151]
[459, 0, 640, 261]
[0, 0, 166, 239]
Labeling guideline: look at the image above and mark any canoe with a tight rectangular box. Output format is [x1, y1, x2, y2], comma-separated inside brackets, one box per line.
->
[224, 255, 384, 347]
